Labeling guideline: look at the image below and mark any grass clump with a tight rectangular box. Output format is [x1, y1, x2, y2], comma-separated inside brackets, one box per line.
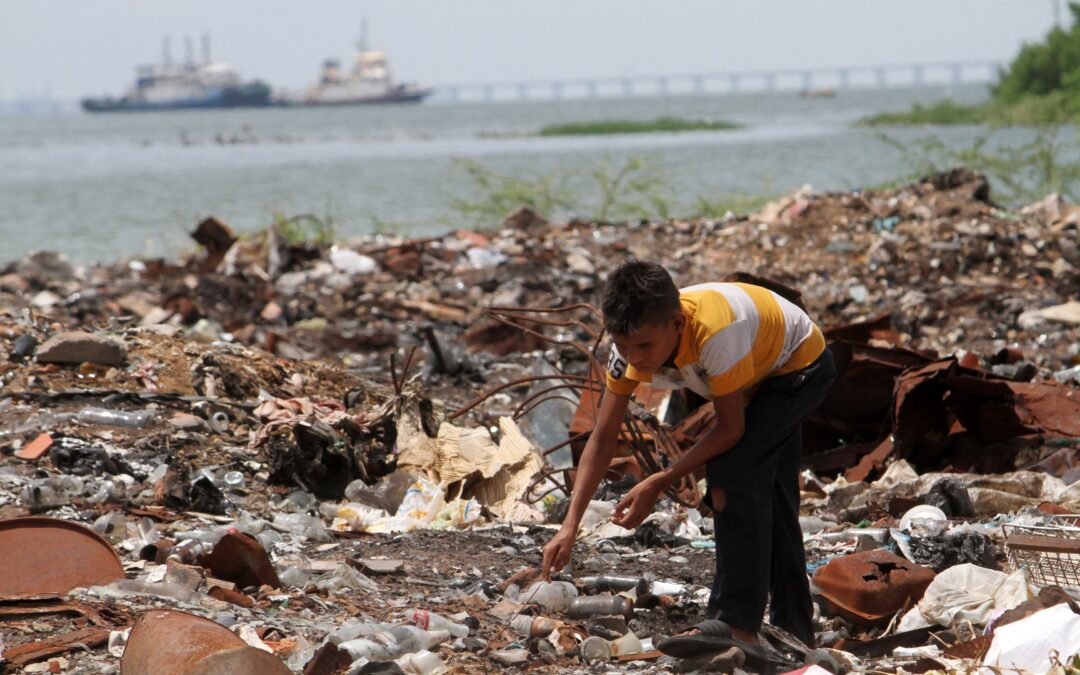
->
[861, 99, 989, 126]
[539, 116, 739, 136]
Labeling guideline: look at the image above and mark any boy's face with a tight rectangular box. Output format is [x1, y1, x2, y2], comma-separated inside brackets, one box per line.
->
[611, 310, 685, 375]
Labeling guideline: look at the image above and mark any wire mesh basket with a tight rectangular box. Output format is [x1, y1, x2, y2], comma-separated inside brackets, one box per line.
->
[1002, 518, 1080, 590]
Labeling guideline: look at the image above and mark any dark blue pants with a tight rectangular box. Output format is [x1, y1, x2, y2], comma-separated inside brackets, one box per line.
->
[705, 348, 837, 645]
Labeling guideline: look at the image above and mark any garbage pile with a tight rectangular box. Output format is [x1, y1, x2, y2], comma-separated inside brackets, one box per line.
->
[0, 168, 1079, 673]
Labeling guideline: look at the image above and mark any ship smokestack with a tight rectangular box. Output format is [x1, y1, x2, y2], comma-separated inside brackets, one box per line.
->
[184, 35, 194, 68]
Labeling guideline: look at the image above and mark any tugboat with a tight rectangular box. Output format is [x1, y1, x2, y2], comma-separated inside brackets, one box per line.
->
[81, 35, 271, 113]
[293, 22, 432, 106]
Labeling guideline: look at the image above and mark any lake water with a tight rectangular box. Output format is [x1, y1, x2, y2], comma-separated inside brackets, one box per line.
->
[0, 85, 991, 264]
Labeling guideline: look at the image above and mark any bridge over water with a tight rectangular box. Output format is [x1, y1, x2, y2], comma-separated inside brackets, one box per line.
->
[436, 61, 1001, 102]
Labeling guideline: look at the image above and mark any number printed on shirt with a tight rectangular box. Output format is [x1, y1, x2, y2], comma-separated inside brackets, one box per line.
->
[607, 350, 627, 380]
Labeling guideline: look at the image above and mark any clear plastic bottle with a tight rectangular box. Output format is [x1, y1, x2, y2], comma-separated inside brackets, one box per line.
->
[77, 407, 156, 428]
[328, 621, 393, 645]
[208, 411, 230, 433]
[409, 609, 469, 638]
[339, 633, 399, 662]
[339, 627, 448, 662]
[396, 649, 446, 675]
[93, 512, 128, 543]
[390, 626, 451, 656]
[520, 580, 578, 612]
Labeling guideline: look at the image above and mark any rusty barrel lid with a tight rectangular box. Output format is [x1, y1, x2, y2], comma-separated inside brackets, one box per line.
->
[0, 516, 125, 599]
[121, 609, 291, 675]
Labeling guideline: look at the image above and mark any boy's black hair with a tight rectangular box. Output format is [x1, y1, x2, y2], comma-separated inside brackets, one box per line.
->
[601, 261, 680, 335]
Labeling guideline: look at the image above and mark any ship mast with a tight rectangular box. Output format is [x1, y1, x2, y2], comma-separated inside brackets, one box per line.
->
[358, 18, 368, 52]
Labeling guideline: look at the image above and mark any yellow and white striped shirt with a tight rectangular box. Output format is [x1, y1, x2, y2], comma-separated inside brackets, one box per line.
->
[605, 282, 825, 398]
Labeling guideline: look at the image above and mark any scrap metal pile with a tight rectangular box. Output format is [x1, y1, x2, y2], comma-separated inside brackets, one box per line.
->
[1, 168, 1079, 673]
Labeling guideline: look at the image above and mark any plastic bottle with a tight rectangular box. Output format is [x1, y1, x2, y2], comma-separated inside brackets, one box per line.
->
[167, 538, 207, 564]
[510, 615, 561, 638]
[208, 411, 230, 433]
[390, 626, 451, 655]
[410, 609, 469, 638]
[328, 620, 393, 645]
[577, 575, 646, 593]
[93, 512, 128, 543]
[520, 580, 578, 612]
[396, 649, 446, 675]
[77, 407, 156, 428]
[339, 627, 449, 662]
[566, 595, 634, 619]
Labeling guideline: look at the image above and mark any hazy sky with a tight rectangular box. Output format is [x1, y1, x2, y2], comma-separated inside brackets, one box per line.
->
[0, 1, 1057, 100]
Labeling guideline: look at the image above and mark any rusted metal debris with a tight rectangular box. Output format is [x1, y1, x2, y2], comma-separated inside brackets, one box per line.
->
[804, 323, 1080, 481]
[4, 626, 112, 667]
[812, 550, 936, 625]
[199, 530, 281, 590]
[120, 609, 291, 675]
[301, 642, 353, 675]
[0, 516, 125, 599]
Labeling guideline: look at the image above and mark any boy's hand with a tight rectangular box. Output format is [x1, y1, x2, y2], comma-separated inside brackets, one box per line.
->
[612, 475, 665, 529]
[541, 527, 576, 579]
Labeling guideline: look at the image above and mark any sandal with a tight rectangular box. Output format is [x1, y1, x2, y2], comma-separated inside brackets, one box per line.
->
[657, 620, 792, 672]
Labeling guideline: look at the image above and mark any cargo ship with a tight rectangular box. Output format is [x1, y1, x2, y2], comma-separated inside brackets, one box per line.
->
[292, 25, 432, 106]
[81, 36, 271, 113]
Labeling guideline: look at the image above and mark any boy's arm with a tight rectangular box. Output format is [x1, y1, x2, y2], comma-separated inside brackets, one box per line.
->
[541, 388, 630, 577]
[612, 390, 744, 528]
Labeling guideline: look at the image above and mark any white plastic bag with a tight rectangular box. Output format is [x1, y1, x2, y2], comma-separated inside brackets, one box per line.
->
[898, 564, 1031, 630]
[982, 604, 1080, 673]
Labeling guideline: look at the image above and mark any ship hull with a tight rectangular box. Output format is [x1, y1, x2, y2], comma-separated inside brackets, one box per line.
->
[81, 83, 272, 113]
[290, 86, 433, 107]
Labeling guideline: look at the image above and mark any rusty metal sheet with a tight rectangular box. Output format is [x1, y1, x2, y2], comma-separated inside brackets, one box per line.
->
[0, 516, 124, 599]
[812, 550, 936, 624]
[121, 609, 290, 675]
[200, 531, 281, 590]
[4, 626, 111, 667]
[844, 437, 895, 483]
[817, 340, 932, 426]
[823, 313, 902, 347]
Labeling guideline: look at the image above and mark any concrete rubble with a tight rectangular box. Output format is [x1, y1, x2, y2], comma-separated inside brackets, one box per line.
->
[0, 168, 1079, 673]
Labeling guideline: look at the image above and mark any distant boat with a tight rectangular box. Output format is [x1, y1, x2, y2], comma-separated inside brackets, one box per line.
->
[81, 35, 272, 113]
[289, 23, 432, 106]
[799, 88, 836, 99]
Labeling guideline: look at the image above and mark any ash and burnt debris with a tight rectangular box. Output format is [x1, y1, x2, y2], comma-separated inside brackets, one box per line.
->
[0, 169, 1078, 673]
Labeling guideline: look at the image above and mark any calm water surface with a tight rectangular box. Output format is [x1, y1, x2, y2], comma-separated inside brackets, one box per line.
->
[0, 85, 991, 263]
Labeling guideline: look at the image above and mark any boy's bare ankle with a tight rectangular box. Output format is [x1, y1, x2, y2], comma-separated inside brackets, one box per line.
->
[731, 626, 759, 646]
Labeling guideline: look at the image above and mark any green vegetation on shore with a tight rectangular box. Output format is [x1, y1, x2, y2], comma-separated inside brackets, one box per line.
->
[538, 116, 740, 136]
[860, 99, 990, 126]
[448, 155, 777, 228]
[863, 3, 1080, 126]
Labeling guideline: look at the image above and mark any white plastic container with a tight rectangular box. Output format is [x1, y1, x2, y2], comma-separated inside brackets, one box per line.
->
[899, 504, 947, 532]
